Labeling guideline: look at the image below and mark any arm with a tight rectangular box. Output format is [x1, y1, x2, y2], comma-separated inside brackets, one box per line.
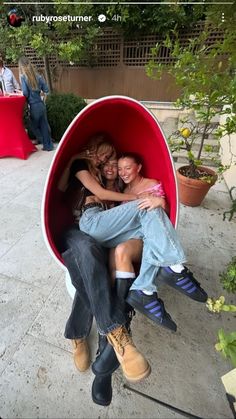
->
[76, 170, 137, 202]
[137, 196, 169, 214]
[38, 75, 49, 94]
[57, 154, 97, 192]
[12, 73, 20, 91]
[136, 179, 169, 212]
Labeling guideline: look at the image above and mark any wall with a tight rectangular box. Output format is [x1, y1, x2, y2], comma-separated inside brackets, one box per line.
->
[12, 66, 179, 101]
[52, 66, 180, 101]
[220, 113, 236, 191]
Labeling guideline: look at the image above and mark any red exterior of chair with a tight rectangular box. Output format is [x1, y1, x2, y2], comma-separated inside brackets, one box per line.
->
[42, 96, 178, 268]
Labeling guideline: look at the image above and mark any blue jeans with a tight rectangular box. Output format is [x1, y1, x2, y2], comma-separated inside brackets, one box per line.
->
[62, 227, 126, 338]
[79, 201, 186, 293]
[30, 102, 53, 150]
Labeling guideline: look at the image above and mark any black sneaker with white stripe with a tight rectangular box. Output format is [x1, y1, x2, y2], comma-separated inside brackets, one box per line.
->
[156, 267, 208, 302]
[126, 290, 177, 332]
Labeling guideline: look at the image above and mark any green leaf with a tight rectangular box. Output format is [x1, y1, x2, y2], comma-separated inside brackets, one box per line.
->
[220, 257, 236, 293]
[216, 329, 236, 367]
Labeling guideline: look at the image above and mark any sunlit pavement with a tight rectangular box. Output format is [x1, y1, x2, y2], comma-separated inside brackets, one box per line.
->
[0, 145, 235, 418]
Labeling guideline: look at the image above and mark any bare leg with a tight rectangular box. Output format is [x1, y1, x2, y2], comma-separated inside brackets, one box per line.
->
[109, 239, 143, 280]
[112, 239, 143, 316]
[115, 239, 143, 272]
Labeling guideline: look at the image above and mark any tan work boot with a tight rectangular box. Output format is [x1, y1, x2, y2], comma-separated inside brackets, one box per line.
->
[72, 338, 90, 372]
[107, 326, 151, 382]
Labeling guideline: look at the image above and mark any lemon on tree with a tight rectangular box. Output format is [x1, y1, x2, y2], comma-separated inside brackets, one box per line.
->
[180, 127, 191, 138]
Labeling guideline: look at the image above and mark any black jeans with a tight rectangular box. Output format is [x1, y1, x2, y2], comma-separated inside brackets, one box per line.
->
[62, 227, 126, 338]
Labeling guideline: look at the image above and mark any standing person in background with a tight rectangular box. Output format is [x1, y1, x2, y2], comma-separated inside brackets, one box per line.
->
[18, 56, 54, 151]
[0, 56, 20, 94]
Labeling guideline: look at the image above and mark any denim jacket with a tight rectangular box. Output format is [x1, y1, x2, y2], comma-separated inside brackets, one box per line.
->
[20, 74, 49, 105]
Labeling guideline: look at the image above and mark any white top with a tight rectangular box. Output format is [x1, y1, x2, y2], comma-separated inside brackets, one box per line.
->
[0, 66, 20, 93]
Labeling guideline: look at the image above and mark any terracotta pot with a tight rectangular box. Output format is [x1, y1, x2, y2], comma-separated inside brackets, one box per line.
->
[176, 165, 218, 207]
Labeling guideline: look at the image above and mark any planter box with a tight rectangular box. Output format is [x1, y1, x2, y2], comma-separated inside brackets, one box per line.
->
[176, 165, 217, 206]
[221, 368, 236, 416]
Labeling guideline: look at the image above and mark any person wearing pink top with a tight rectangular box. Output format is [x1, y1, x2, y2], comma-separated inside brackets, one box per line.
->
[92, 152, 208, 401]
[107, 153, 207, 330]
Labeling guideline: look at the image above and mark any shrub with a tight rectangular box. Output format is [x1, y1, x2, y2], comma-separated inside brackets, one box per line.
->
[46, 93, 87, 142]
[219, 257, 236, 294]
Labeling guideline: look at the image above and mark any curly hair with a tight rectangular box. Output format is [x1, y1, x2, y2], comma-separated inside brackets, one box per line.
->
[58, 132, 116, 192]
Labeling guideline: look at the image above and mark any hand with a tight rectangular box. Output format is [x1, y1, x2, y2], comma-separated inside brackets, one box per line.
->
[137, 191, 153, 199]
[138, 196, 165, 211]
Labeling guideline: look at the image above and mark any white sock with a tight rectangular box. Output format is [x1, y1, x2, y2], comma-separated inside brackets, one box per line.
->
[142, 289, 153, 295]
[115, 271, 136, 279]
[169, 264, 185, 273]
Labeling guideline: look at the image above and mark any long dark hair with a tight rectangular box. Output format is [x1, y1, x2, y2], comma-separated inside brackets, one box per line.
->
[58, 132, 116, 192]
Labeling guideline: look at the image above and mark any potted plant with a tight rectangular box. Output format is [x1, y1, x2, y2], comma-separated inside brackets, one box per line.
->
[146, 26, 236, 206]
[168, 116, 218, 206]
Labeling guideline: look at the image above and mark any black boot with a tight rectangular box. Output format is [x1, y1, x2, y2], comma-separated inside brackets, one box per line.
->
[116, 277, 136, 331]
[92, 374, 112, 406]
[97, 333, 107, 354]
[92, 331, 119, 376]
[115, 277, 135, 313]
[92, 340, 120, 376]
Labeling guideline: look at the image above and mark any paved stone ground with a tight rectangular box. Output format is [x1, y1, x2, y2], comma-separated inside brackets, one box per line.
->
[0, 146, 235, 419]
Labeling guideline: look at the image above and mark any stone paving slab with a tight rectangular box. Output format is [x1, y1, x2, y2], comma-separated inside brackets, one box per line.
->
[11, 181, 45, 209]
[0, 334, 107, 419]
[0, 203, 39, 258]
[28, 279, 75, 353]
[0, 274, 47, 375]
[0, 148, 235, 418]
[0, 226, 61, 291]
[131, 290, 232, 419]
[178, 207, 236, 253]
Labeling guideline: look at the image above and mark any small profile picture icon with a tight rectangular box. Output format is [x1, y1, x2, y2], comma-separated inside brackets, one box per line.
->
[7, 8, 25, 27]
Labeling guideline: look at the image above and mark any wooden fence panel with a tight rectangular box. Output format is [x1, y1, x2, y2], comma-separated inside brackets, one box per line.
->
[9, 23, 224, 101]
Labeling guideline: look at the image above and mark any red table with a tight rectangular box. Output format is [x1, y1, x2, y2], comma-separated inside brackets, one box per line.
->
[0, 95, 37, 159]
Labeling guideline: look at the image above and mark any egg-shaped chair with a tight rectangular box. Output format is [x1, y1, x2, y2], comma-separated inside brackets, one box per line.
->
[41, 95, 179, 297]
